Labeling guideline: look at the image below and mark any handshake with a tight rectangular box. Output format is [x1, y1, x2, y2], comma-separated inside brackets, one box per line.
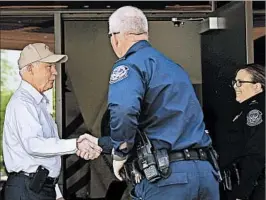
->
[76, 133, 102, 160]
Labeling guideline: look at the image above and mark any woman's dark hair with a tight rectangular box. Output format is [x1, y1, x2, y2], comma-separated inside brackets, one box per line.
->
[239, 63, 265, 90]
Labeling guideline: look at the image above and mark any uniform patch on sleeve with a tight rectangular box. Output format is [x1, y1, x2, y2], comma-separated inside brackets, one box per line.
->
[109, 65, 129, 84]
[246, 109, 263, 126]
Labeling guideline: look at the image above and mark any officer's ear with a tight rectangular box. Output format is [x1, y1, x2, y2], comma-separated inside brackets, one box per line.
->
[254, 82, 263, 93]
[113, 34, 119, 47]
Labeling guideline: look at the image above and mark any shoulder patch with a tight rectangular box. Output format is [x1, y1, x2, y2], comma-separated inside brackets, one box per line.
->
[109, 65, 129, 84]
[246, 109, 263, 126]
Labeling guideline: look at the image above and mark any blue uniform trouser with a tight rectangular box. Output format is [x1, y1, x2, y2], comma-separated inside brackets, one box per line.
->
[130, 160, 219, 200]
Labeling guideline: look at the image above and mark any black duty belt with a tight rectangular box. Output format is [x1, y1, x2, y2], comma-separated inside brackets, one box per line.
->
[169, 148, 208, 162]
[10, 171, 58, 185]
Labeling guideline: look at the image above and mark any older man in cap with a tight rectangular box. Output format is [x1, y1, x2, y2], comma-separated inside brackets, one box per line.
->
[2, 43, 102, 200]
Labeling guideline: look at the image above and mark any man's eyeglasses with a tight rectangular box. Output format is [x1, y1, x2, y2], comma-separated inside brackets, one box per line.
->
[108, 32, 146, 38]
[108, 32, 120, 38]
[232, 80, 256, 87]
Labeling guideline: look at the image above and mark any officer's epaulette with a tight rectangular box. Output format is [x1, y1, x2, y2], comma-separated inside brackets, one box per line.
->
[249, 100, 258, 105]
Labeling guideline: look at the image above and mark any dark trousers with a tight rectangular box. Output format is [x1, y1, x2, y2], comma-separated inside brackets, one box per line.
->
[249, 177, 265, 200]
[221, 178, 265, 200]
[4, 173, 56, 200]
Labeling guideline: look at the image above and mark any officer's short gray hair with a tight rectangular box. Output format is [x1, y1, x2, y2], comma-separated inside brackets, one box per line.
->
[109, 6, 148, 35]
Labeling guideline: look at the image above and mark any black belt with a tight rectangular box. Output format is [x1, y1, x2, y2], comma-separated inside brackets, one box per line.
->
[10, 171, 58, 185]
[169, 148, 208, 162]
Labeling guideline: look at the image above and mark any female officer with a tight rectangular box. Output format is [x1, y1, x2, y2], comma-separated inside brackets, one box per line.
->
[220, 63, 265, 200]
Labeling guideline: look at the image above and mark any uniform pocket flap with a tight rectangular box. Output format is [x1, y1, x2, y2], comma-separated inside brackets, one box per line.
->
[157, 172, 188, 187]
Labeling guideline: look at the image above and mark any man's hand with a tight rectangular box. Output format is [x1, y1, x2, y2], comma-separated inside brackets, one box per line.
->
[113, 159, 127, 181]
[76, 134, 102, 160]
[78, 133, 99, 145]
[112, 148, 128, 181]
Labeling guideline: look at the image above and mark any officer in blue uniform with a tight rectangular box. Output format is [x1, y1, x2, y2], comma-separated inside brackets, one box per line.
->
[107, 6, 219, 200]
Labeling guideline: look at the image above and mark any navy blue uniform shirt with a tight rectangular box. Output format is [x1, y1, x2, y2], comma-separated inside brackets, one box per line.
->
[108, 40, 211, 156]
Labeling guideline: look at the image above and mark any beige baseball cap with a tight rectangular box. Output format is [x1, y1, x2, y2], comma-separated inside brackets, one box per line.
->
[18, 43, 68, 69]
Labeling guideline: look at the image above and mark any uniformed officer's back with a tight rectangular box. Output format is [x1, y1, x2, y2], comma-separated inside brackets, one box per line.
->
[114, 40, 211, 151]
[107, 6, 219, 200]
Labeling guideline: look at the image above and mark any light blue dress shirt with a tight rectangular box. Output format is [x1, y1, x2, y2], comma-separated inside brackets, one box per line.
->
[3, 80, 77, 179]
